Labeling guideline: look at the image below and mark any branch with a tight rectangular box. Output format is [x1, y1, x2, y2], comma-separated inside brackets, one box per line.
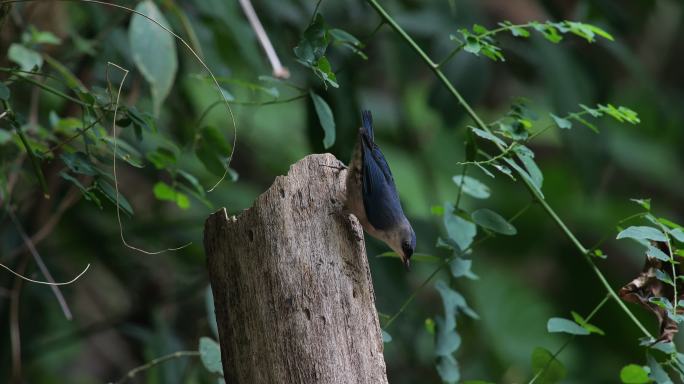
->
[365, 0, 654, 339]
[7, 208, 74, 320]
[238, 0, 290, 79]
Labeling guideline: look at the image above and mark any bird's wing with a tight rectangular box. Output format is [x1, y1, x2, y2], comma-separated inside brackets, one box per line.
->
[361, 138, 405, 230]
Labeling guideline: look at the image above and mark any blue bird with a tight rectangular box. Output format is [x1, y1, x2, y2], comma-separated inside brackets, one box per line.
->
[346, 110, 416, 270]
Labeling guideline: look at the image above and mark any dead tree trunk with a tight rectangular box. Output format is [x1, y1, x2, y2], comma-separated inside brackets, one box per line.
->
[204, 153, 388, 384]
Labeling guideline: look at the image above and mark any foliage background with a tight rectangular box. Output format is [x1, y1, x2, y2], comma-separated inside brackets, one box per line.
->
[1, 0, 683, 383]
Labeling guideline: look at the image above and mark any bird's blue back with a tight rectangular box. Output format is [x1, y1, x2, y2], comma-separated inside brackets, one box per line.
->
[360, 110, 406, 230]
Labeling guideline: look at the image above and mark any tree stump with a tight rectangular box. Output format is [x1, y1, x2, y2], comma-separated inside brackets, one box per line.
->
[204, 153, 388, 384]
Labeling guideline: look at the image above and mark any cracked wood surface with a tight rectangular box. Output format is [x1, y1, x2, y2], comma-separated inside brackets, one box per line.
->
[205, 153, 388, 384]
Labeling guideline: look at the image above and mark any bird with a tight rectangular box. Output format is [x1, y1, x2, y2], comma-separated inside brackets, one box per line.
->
[345, 110, 416, 270]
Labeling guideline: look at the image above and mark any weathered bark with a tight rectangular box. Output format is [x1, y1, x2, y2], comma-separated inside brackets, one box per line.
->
[205, 154, 388, 384]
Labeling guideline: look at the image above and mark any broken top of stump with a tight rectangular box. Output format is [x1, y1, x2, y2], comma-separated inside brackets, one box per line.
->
[205, 153, 388, 384]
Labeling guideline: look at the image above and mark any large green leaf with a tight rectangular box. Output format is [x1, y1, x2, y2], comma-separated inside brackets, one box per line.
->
[616, 226, 667, 242]
[471, 208, 517, 235]
[8, 43, 43, 71]
[620, 364, 651, 384]
[452, 175, 490, 199]
[129, 1, 178, 115]
[547, 317, 590, 335]
[443, 202, 477, 251]
[310, 91, 335, 149]
[199, 337, 223, 375]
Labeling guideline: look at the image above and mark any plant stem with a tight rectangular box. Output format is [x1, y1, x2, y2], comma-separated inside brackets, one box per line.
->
[10, 72, 97, 109]
[529, 293, 610, 384]
[382, 203, 531, 329]
[366, 0, 653, 340]
[383, 262, 447, 329]
[110, 350, 200, 384]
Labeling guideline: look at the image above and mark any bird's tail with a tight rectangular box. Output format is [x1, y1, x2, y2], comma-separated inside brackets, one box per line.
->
[361, 110, 374, 142]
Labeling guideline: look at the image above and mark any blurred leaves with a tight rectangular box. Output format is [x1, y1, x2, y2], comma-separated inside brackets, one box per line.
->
[8, 43, 43, 71]
[153, 181, 190, 210]
[129, 1, 178, 115]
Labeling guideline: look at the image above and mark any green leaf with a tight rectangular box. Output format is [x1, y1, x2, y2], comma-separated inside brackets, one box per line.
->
[647, 245, 670, 262]
[470, 127, 506, 147]
[0, 81, 10, 101]
[435, 355, 460, 384]
[449, 258, 478, 280]
[435, 280, 478, 321]
[381, 330, 392, 343]
[654, 270, 674, 286]
[310, 91, 335, 149]
[0, 129, 13, 145]
[178, 169, 205, 197]
[153, 181, 190, 210]
[531, 347, 566, 384]
[471, 208, 517, 235]
[60, 171, 101, 207]
[129, 1, 178, 115]
[293, 13, 328, 65]
[650, 342, 676, 354]
[196, 142, 227, 178]
[329, 28, 367, 59]
[61, 152, 98, 176]
[592, 249, 607, 259]
[620, 364, 651, 384]
[550, 113, 572, 129]
[514, 146, 543, 190]
[8, 43, 43, 71]
[443, 202, 477, 252]
[199, 337, 223, 375]
[646, 353, 672, 384]
[616, 226, 667, 242]
[25, 26, 62, 45]
[101, 137, 144, 168]
[96, 179, 134, 216]
[584, 24, 614, 41]
[669, 228, 684, 243]
[205, 286, 219, 339]
[424, 318, 436, 335]
[313, 56, 339, 88]
[631, 198, 651, 211]
[570, 311, 605, 335]
[547, 317, 590, 335]
[146, 146, 177, 170]
[452, 175, 490, 199]
[201, 125, 231, 155]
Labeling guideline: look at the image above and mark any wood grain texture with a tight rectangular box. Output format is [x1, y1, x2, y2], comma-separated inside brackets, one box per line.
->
[205, 153, 388, 384]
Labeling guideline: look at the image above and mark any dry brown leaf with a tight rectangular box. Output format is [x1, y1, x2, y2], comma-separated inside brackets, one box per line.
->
[619, 241, 683, 343]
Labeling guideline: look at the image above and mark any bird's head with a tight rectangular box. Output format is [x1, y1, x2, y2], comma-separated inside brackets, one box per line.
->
[389, 224, 416, 271]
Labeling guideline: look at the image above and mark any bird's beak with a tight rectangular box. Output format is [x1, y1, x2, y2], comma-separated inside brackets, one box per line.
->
[402, 257, 411, 271]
